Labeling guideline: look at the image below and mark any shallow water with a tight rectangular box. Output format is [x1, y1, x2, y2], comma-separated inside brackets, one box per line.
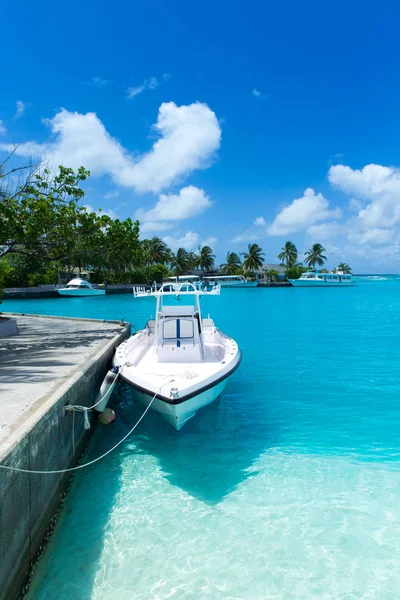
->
[4, 279, 400, 599]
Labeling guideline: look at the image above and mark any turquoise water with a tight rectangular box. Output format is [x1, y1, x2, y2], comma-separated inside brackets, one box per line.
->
[4, 277, 400, 599]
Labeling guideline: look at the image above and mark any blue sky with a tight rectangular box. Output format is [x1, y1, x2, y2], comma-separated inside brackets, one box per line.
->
[2, 0, 400, 272]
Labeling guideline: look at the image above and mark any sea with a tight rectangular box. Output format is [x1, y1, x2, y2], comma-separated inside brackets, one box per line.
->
[3, 275, 400, 599]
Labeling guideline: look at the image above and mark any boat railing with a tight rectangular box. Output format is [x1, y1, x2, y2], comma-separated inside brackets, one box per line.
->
[134, 281, 220, 298]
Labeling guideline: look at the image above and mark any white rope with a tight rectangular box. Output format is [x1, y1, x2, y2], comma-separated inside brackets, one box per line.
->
[0, 391, 158, 475]
[65, 367, 122, 414]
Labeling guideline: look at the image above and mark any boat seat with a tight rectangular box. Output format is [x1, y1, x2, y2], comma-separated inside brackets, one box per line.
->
[158, 317, 201, 362]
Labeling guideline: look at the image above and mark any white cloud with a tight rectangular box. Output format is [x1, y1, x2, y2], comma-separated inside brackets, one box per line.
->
[329, 164, 400, 230]
[127, 76, 161, 99]
[104, 190, 119, 200]
[14, 100, 26, 119]
[1, 102, 221, 194]
[201, 236, 217, 247]
[252, 88, 268, 100]
[0, 120, 6, 135]
[127, 85, 145, 98]
[231, 230, 260, 244]
[140, 221, 174, 234]
[89, 77, 111, 88]
[307, 222, 341, 240]
[349, 228, 394, 246]
[254, 216, 266, 226]
[267, 188, 341, 236]
[163, 231, 199, 251]
[83, 204, 117, 219]
[136, 186, 211, 223]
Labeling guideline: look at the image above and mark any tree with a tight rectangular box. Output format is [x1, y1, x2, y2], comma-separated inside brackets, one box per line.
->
[338, 262, 352, 273]
[286, 264, 307, 279]
[278, 241, 298, 271]
[304, 243, 327, 269]
[264, 268, 279, 281]
[170, 247, 191, 276]
[241, 243, 265, 272]
[221, 252, 242, 275]
[197, 245, 215, 272]
[1, 161, 91, 261]
[141, 236, 169, 266]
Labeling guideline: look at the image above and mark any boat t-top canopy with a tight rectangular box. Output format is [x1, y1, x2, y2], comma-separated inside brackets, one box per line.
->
[203, 275, 245, 279]
[134, 281, 220, 298]
[165, 275, 200, 280]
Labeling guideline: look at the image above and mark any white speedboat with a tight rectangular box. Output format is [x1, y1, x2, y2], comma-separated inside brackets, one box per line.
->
[289, 269, 355, 287]
[113, 282, 242, 430]
[57, 278, 105, 296]
[203, 275, 258, 288]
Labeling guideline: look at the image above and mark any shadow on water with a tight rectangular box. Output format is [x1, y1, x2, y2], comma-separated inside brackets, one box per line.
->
[26, 378, 280, 600]
[116, 376, 279, 505]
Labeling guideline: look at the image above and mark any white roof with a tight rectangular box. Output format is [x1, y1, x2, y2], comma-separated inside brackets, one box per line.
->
[67, 278, 91, 286]
[203, 275, 244, 279]
[166, 275, 200, 280]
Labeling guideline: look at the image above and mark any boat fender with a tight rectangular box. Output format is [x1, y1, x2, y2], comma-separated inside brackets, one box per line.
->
[98, 408, 116, 425]
[94, 367, 119, 413]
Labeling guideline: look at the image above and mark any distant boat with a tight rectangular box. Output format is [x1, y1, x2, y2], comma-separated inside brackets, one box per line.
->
[114, 281, 241, 430]
[202, 275, 258, 288]
[57, 278, 105, 297]
[289, 269, 355, 287]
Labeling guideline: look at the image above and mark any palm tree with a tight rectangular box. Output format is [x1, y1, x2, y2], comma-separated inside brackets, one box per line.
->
[170, 247, 191, 276]
[304, 243, 327, 269]
[338, 262, 352, 273]
[278, 241, 298, 271]
[221, 252, 242, 275]
[197, 245, 215, 272]
[141, 236, 169, 266]
[241, 243, 265, 272]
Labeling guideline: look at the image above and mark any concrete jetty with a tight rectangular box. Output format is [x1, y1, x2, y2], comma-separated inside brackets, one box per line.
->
[0, 313, 131, 600]
[2, 283, 138, 299]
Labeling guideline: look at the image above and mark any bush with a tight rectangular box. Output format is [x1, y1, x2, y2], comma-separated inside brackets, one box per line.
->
[287, 266, 307, 279]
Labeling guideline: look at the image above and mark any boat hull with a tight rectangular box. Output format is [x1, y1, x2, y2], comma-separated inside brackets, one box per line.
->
[57, 288, 105, 296]
[220, 281, 258, 288]
[289, 279, 355, 287]
[130, 378, 229, 430]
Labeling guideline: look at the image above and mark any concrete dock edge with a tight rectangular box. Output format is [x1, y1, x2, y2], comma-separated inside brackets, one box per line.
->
[0, 316, 131, 600]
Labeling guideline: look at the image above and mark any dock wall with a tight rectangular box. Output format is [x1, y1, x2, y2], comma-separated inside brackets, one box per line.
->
[2, 284, 138, 298]
[0, 320, 131, 600]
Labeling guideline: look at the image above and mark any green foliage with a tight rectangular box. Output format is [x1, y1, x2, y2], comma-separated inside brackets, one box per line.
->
[141, 237, 169, 266]
[304, 243, 327, 268]
[170, 248, 192, 276]
[221, 252, 242, 275]
[241, 243, 265, 271]
[278, 241, 298, 270]
[197, 245, 215, 272]
[264, 268, 279, 281]
[1, 164, 90, 262]
[287, 265, 308, 279]
[147, 263, 171, 282]
[338, 262, 352, 273]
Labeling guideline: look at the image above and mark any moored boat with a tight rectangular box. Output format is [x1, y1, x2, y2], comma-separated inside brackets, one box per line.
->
[57, 278, 105, 296]
[113, 281, 242, 430]
[289, 269, 355, 287]
[203, 274, 258, 288]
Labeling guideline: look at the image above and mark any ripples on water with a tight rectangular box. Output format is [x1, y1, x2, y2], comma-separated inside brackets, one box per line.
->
[5, 279, 400, 599]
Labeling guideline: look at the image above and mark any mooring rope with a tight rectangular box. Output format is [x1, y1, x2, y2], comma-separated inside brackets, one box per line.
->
[65, 366, 122, 414]
[0, 391, 158, 475]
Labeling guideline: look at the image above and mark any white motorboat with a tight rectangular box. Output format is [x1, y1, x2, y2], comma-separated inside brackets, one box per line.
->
[289, 269, 355, 287]
[203, 275, 258, 288]
[113, 282, 242, 430]
[57, 278, 105, 296]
